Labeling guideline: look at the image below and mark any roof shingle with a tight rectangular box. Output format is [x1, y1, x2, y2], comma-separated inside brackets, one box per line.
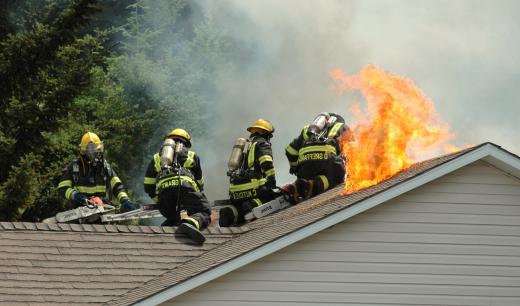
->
[0, 224, 247, 305]
[2, 143, 516, 306]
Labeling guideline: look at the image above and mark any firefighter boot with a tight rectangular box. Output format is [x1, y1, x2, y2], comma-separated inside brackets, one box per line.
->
[218, 205, 237, 227]
[296, 178, 314, 200]
[281, 183, 299, 204]
[176, 221, 206, 245]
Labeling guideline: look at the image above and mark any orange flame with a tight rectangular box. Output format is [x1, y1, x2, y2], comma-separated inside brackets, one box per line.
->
[331, 65, 458, 194]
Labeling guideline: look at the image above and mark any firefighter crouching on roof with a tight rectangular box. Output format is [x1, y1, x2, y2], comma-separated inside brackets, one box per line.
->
[219, 119, 277, 227]
[282, 112, 354, 203]
[143, 128, 210, 244]
[57, 132, 138, 212]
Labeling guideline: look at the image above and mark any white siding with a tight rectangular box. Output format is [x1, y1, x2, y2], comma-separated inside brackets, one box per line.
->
[164, 161, 520, 306]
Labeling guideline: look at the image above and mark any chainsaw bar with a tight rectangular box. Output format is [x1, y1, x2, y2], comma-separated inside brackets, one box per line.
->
[244, 196, 291, 221]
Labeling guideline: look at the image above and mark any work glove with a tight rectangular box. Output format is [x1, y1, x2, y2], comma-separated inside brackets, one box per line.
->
[289, 166, 296, 175]
[72, 192, 88, 205]
[120, 198, 139, 212]
[265, 177, 277, 189]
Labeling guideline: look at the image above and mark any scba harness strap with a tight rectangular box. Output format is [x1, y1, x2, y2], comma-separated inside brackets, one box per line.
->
[153, 150, 199, 193]
[228, 138, 269, 201]
[71, 158, 112, 200]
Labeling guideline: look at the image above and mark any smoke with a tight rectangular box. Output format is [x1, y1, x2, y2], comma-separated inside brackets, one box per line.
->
[193, 0, 520, 200]
[122, 0, 520, 202]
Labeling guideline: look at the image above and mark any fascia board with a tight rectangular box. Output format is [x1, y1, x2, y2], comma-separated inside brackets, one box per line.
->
[135, 143, 512, 306]
[482, 146, 520, 179]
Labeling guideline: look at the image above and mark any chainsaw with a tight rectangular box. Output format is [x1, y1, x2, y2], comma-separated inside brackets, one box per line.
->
[43, 197, 116, 224]
[244, 195, 291, 221]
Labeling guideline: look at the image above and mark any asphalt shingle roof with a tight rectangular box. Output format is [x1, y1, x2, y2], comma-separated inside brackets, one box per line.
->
[106, 144, 481, 306]
[1, 142, 511, 306]
[0, 224, 248, 305]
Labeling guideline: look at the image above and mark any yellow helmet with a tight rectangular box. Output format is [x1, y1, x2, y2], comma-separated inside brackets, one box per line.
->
[79, 132, 103, 158]
[247, 118, 275, 135]
[167, 128, 191, 147]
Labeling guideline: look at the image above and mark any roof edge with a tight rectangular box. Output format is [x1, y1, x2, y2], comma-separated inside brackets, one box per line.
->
[134, 143, 519, 306]
[0, 221, 250, 236]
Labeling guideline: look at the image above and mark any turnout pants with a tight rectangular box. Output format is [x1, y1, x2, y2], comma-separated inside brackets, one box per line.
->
[158, 186, 211, 230]
[220, 188, 277, 226]
[296, 156, 345, 197]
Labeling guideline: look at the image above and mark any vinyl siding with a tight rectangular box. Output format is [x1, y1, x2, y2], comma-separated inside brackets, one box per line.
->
[164, 160, 520, 306]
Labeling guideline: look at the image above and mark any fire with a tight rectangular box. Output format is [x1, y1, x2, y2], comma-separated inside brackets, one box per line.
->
[331, 64, 457, 194]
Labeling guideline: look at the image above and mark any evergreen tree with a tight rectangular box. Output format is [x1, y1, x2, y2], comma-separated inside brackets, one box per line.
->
[0, 0, 239, 221]
[0, 0, 106, 220]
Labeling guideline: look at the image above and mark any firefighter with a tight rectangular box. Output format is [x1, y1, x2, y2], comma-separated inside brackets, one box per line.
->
[219, 118, 277, 227]
[283, 112, 354, 203]
[144, 128, 210, 244]
[57, 132, 138, 212]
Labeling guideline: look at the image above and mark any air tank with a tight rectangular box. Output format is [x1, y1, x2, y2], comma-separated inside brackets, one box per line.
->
[308, 112, 330, 136]
[174, 141, 184, 154]
[160, 138, 175, 167]
[228, 138, 247, 171]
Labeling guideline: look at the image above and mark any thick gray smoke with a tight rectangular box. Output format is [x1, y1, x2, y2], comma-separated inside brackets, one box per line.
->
[194, 0, 520, 201]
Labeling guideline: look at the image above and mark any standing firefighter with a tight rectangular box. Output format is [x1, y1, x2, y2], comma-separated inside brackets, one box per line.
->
[144, 128, 210, 244]
[219, 119, 277, 226]
[58, 132, 138, 212]
[283, 112, 354, 203]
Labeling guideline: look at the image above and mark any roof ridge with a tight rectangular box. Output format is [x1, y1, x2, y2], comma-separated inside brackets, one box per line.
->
[104, 144, 491, 306]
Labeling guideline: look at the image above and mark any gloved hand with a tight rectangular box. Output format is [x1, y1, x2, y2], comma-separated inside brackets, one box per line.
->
[289, 166, 296, 175]
[72, 192, 88, 205]
[259, 184, 278, 200]
[265, 178, 277, 189]
[120, 198, 139, 212]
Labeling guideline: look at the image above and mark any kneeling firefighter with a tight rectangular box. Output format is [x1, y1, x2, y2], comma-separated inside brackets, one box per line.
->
[283, 112, 354, 203]
[143, 129, 211, 244]
[219, 119, 278, 226]
[57, 132, 138, 212]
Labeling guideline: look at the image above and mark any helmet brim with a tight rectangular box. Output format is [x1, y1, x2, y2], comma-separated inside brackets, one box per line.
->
[247, 126, 274, 134]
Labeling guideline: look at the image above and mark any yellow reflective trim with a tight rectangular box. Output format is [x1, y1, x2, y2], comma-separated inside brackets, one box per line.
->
[58, 180, 72, 189]
[258, 155, 273, 164]
[328, 122, 344, 138]
[302, 125, 310, 141]
[144, 177, 156, 184]
[319, 175, 329, 190]
[65, 188, 74, 200]
[247, 142, 257, 169]
[286, 145, 298, 156]
[76, 185, 106, 194]
[229, 181, 258, 192]
[153, 153, 161, 172]
[183, 217, 200, 230]
[157, 176, 200, 192]
[289, 161, 298, 166]
[110, 176, 122, 189]
[197, 177, 204, 185]
[265, 168, 275, 177]
[117, 192, 128, 201]
[223, 205, 239, 224]
[299, 144, 336, 155]
[229, 178, 266, 192]
[184, 151, 195, 168]
[252, 198, 262, 207]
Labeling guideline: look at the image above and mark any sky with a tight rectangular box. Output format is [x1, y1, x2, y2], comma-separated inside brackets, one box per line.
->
[190, 0, 520, 200]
